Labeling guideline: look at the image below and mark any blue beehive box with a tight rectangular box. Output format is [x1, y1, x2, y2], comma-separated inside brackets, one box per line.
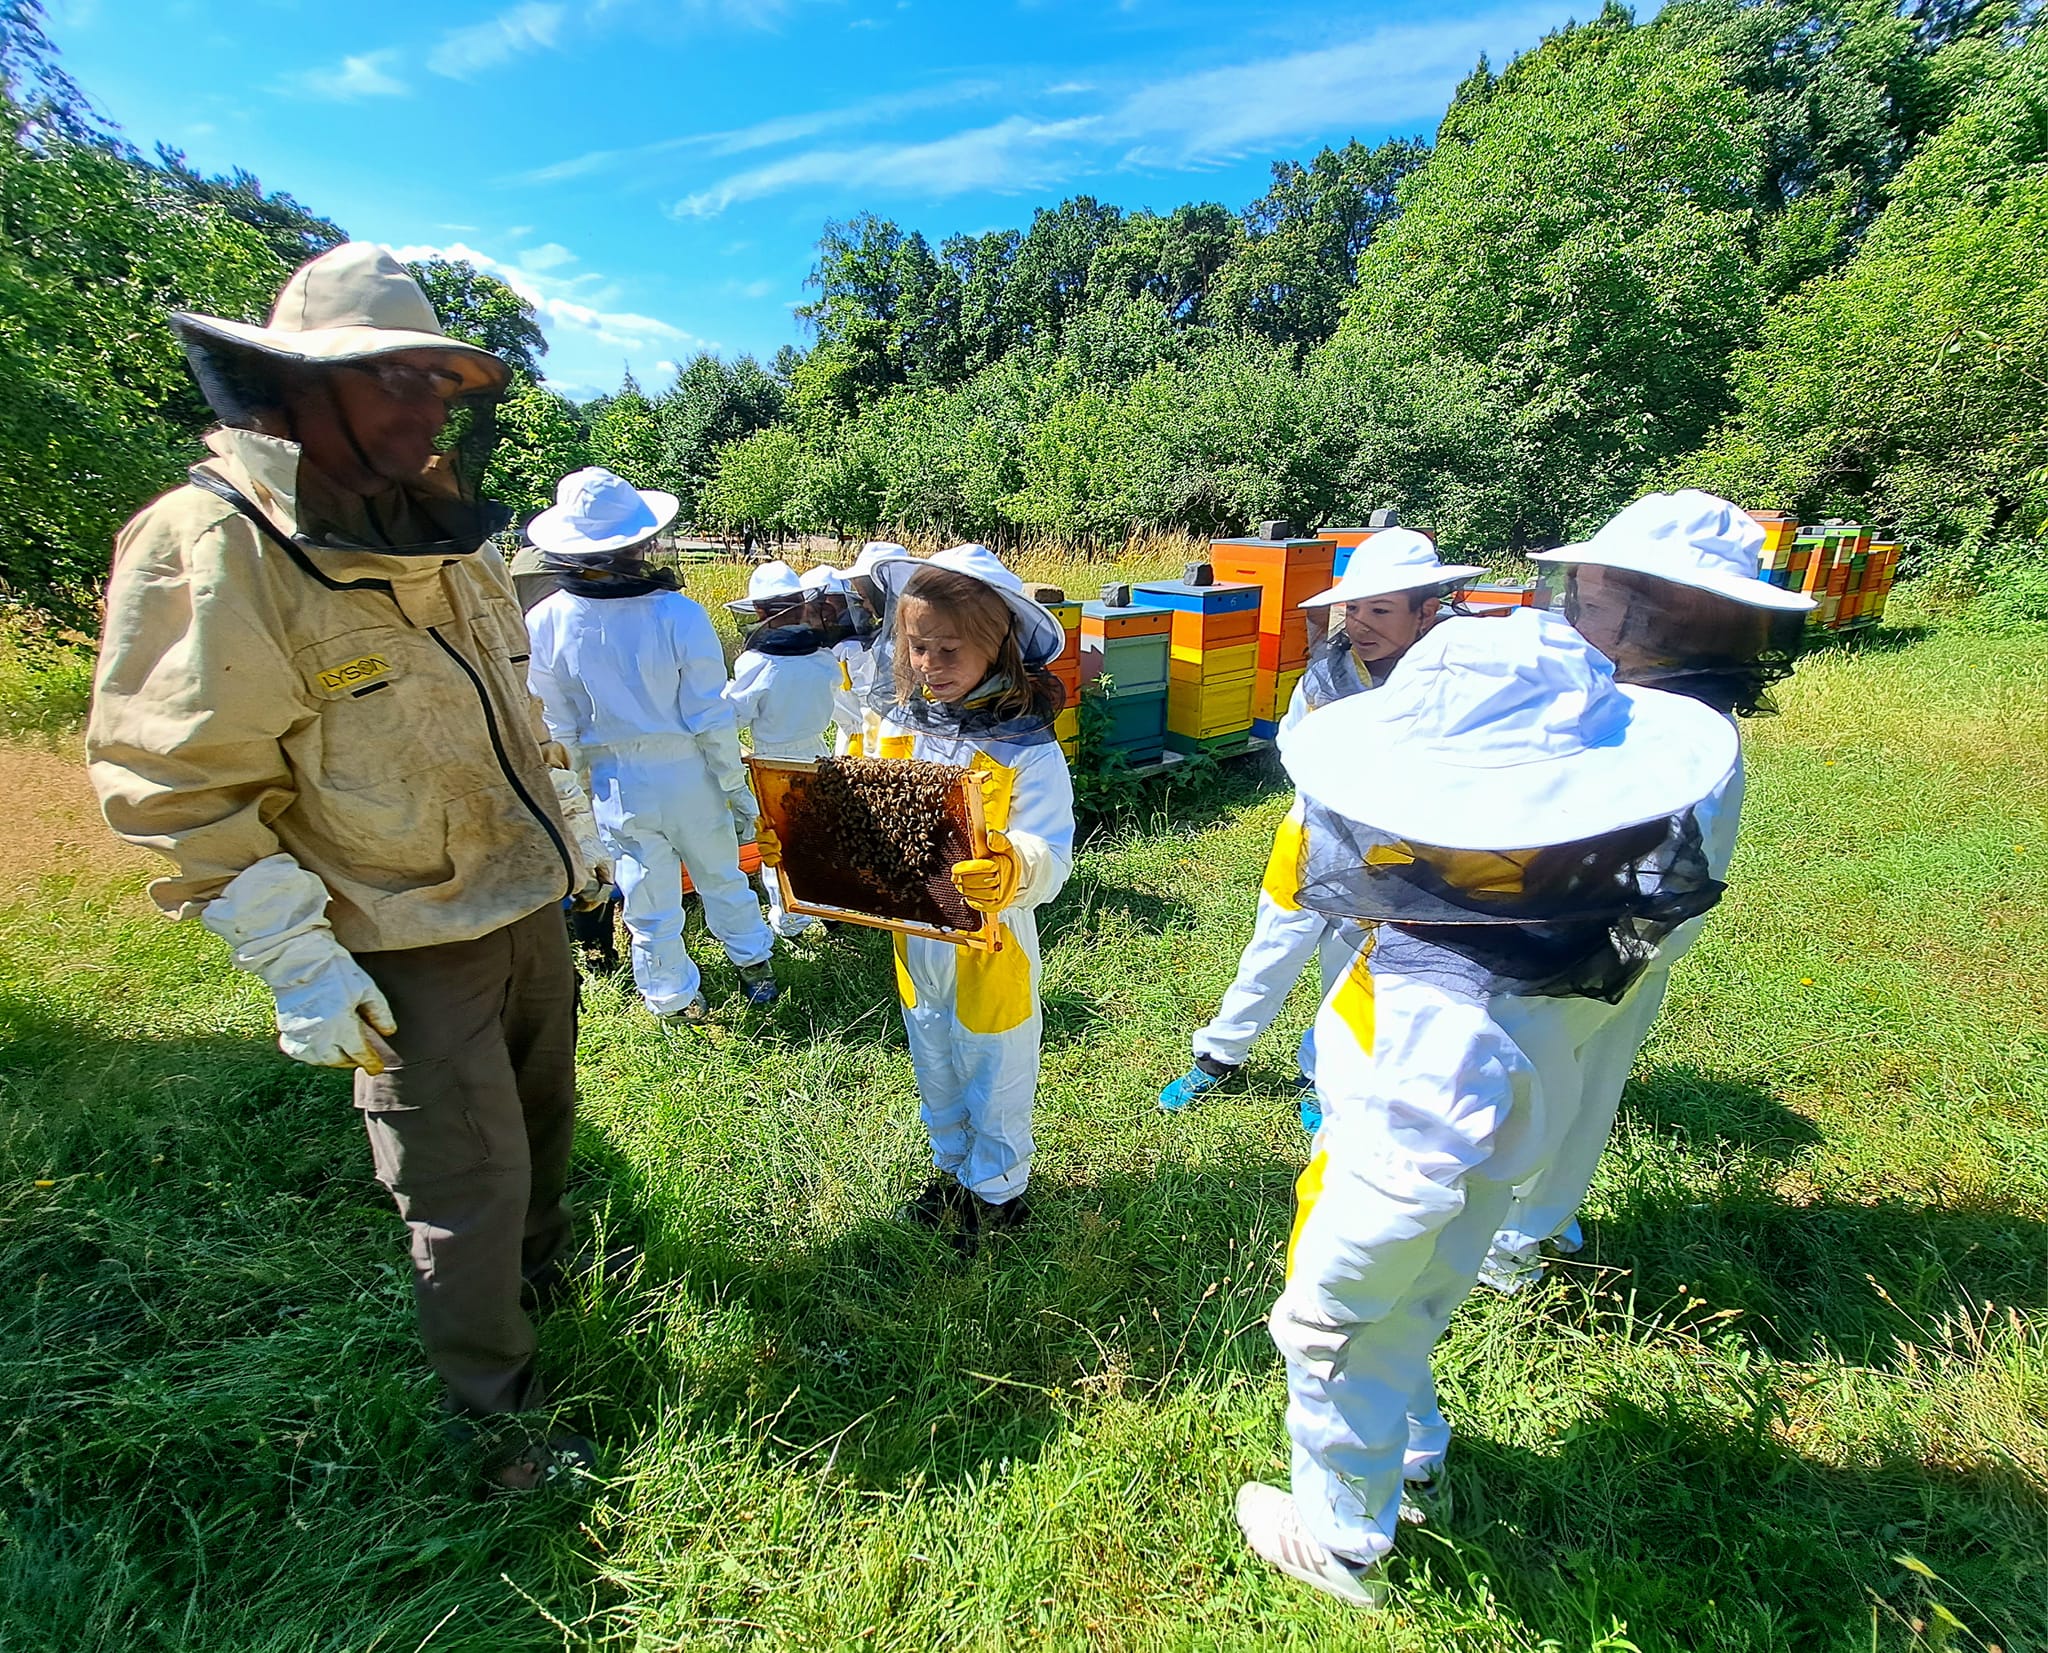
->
[1129, 579, 1262, 616]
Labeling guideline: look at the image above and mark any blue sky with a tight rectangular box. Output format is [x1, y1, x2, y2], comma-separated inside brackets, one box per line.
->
[49, 0, 1585, 399]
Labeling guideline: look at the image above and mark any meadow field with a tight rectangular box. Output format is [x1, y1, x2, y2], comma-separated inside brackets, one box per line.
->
[0, 575, 2043, 1651]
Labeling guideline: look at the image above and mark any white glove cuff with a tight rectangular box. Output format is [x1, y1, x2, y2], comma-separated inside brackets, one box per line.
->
[199, 854, 335, 956]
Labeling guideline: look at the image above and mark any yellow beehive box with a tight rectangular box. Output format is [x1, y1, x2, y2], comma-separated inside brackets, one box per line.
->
[1166, 641, 1259, 683]
[1167, 671, 1256, 736]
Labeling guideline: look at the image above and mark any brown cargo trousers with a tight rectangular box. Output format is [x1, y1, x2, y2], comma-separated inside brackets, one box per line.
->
[353, 903, 578, 1416]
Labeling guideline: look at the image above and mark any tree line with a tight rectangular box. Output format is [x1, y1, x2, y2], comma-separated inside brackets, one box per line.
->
[1, 0, 2041, 625]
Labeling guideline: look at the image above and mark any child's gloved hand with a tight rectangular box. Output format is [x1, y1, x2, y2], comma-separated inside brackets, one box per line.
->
[754, 823, 783, 867]
[951, 830, 1021, 914]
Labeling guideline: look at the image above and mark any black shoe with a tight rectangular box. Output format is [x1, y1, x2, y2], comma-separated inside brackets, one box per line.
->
[737, 960, 779, 1006]
[974, 1194, 1030, 1235]
[522, 1245, 641, 1314]
[901, 1177, 974, 1230]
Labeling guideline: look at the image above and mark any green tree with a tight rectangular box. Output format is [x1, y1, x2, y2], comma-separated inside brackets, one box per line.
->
[700, 424, 799, 540]
[583, 370, 664, 489]
[486, 378, 589, 520]
[0, 90, 285, 614]
[1686, 28, 2048, 551]
[406, 258, 546, 378]
[152, 147, 345, 270]
[655, 351, 786, 517]
[1214, 138, 1430, 349]
[1327, 2, 1771, 548]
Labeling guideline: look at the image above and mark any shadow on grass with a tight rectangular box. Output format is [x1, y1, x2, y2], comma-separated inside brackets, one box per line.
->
[1801, 622, 1933, 659]
[565, 1126, 1298, 1494]
[1425, 1392, 2046, 1651]
[1040, 862, 1199, 946]
[1584, 1187, 2048, 1367]
[1621, 1063, 1826, 1159]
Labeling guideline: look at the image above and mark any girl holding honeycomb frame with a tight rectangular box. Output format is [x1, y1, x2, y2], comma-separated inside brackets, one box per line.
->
[759, 545, 1074, 1246]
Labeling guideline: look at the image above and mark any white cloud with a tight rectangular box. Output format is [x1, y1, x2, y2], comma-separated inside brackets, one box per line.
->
[514, 79, 999, 184]
[676, 114, 1097, 217]
[297, 49, 410, 100]
[428, 2, 565, 79]
[673, 4, 1559, 214]
[390, 240, 716, 362]
[518, 242, 577, 271]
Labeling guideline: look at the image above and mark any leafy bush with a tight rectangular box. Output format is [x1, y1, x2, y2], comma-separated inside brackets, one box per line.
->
[0, 605, 93, 740]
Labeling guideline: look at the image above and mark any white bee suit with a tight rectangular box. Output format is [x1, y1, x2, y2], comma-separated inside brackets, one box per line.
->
[724, 644, 840, 938]
[1276, 939, 1588, 1561]
[527, 587, 774, 1014]
[880, 724, 1075, 1204]
[830, 640, 875, 755]
[1486, 744, 1745, 1270]
[1191, 668, 1365, 1080]
[1263, 608, 1737, 1572]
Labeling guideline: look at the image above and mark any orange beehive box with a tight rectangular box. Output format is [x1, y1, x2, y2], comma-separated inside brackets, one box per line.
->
[1082, 605, 1172, 641]
[1210, 538, 1335, 634]
[1258, 615, 1312, 672]
[1168, 606, 1260, 660]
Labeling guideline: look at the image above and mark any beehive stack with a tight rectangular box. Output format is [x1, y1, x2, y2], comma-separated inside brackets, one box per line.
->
[1080, 592, 1171, 764]
[1131, 570, 1263, 756]
[1209, 535, 1331, 739]
[1313, 525, 1378, 580]
[1043, 597, 1083, 762]
[1783, 519, 1900, 631]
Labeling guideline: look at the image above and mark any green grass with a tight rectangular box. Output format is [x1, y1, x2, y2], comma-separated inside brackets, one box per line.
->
[2, 593, 2045, 1650]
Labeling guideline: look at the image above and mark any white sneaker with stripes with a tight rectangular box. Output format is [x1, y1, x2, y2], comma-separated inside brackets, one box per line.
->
[1234, 1483, 1385, 1607]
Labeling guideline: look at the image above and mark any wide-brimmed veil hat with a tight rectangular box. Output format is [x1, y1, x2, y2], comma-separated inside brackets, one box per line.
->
[848, 541, 908, 580]
[528, 467, 680, 560]
[1300, 527, 1486, 608]
[871, 543, 1065, 665]
[1531, 490, 1816, 613]
[725, 560, 806, 613]
[170, 242, 510, 399]
[1282, 608, 1737, 852]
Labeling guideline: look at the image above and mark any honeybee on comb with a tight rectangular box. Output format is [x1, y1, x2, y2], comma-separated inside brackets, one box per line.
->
[778, 756, 980, 931]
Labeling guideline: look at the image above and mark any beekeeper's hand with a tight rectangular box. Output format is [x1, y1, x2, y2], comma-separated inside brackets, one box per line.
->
[200, 854, 397, 1074]
[754, 823, 783, 868]
[951, 829, 1021, 915]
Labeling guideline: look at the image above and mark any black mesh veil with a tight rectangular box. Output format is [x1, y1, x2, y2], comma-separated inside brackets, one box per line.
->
[174, 320, 510, 557]
[1295, 802, 1726, 1002]
[1560, 565, 1804, 717]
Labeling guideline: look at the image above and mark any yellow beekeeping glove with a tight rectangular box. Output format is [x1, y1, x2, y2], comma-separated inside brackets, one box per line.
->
[950, 829, 1021, 914]
[755, 822, 784, 868]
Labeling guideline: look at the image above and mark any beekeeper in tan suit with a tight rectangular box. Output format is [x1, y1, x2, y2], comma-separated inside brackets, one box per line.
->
[87, 243, 611, 1488]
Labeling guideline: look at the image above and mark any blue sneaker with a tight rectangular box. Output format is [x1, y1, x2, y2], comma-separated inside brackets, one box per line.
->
[1298, 1091, 1324, 1134]
[1159, 1059, 1237, 1112]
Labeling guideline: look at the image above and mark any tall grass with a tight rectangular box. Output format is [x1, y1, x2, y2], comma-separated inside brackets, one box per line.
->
[0, 599, 2042, 1650]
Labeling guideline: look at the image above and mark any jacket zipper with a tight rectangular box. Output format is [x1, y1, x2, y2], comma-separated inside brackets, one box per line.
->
[191, 472, 575, 894]
[428, 626, 575, 892]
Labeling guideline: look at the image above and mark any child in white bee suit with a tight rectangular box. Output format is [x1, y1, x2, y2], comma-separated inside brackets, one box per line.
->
[525, 467, 780, 1023]
[1160, 531, 1484, 1130]
[1477, 490, 1814, 1291]
[1235, 607, 1737, 1606]
[762, 545, 1075, 1243]
[829, 542, 903, 755]
[722, 560, 842, 940]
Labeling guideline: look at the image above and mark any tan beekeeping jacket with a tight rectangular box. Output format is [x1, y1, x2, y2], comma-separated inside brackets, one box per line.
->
[88, 427, 581, 954]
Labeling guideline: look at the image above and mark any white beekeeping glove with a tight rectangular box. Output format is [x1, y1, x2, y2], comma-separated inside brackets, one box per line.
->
[548, 764, 614, 908]
[199, 854, 396, 1073]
